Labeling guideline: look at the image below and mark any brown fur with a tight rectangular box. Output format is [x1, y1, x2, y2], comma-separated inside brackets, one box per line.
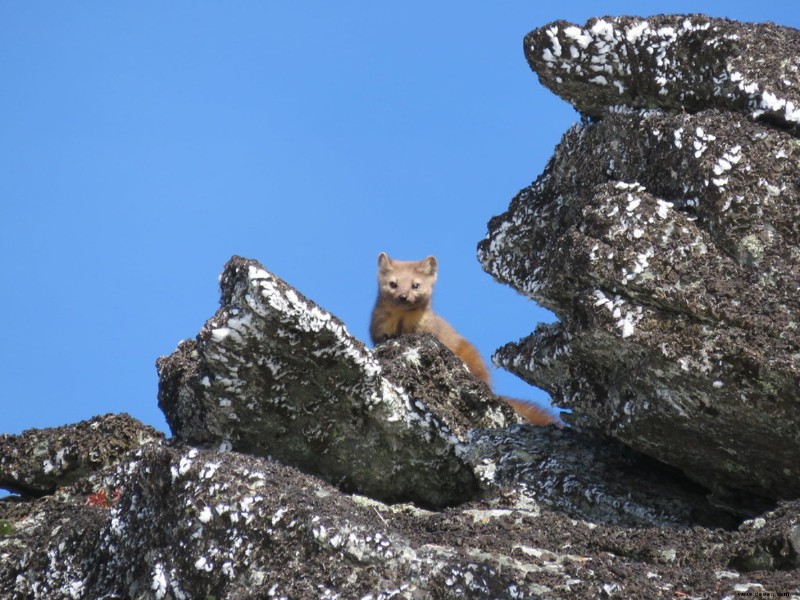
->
[370, 252, 558, 426]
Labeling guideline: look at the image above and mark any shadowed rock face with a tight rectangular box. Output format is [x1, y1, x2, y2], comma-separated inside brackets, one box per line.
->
[479, 15, 800, 501]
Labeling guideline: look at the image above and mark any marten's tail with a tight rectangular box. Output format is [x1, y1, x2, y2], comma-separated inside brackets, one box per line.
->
[449, 337, 560, 426]
[502, 397, 562, 427]
[452, 338, 492, 386]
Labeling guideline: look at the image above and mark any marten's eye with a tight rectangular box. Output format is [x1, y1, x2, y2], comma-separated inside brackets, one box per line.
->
[389, 281, 398, 289]
[411, 282, 420, 290]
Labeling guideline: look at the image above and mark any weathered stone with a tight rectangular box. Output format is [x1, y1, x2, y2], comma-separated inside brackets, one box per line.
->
[372, 333, 519, 438]
[3, 433, 800, 598]
[730, 502, 800, 572]
[157, 256, 495, 509]
[0, 413, 163, 496]
[4, 443, 515, 599]
[480, 17, 800, 503]
[465, 424, 747, 529]
[526, 15, 800, 131]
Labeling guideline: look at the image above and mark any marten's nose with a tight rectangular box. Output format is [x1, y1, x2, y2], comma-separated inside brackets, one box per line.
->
[398, 294, 408, 302]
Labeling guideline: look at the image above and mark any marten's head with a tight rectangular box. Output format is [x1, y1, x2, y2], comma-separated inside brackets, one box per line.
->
[376, 252, 437, 310]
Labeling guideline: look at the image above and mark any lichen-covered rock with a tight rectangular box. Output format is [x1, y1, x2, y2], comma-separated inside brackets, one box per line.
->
[3, 443, 531, 599]
[526, 15, 800, 130]
[730, 502, 800, 572]
[479, 15, 800, 502]
[465, 424, 747, 529]
[372, 333, 519, 437]
[157, 256, 514, 508]
[0, 414, 163, 496]
[3, 431, 800, 598]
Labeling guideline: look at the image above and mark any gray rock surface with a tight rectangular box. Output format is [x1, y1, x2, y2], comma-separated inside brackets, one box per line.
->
[525, 15, 800, 130]
[372, 333, 519, 437]
[0, 413, 162, 496]
[464, 425, 741, 529]
[156, 256, 512, 509]
[479, 15, 800, 503]
[3, 415, 800, 598]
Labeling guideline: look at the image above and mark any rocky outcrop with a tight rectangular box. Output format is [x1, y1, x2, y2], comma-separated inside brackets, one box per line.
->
[4, 254, 798, 597]
[3, 414, 800, 598]
[3, 14, 800, 599]
[156, 256, 517, 509]
[525, 15, 800, 130]
[479, 15, 800, 504]
[0, 413, 162, 497]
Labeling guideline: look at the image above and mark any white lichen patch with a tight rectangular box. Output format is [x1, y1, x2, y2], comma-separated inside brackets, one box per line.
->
[673, 127, 684, 149]
[564, 25, 593, 48]
[400, 347, 422, 369]
[472, 457, 498, 485]
[171, 448, 199, 482]
[692, 126, 716, 158]
[194, 556, 212, 572]
[198, 506, 214, 523]
[592, 290, 644, 339]
[655, 199, 673, 219]
[625, 20, 649, 43]
[42, 448, 68, 475]
[536, 17, 727, 100]
[151, 562, 168, 599]
[200, 461, 221, 480]
[749, 86, 800, 124]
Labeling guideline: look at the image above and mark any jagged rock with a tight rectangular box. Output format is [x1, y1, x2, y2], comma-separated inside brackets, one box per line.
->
[479, 15, 800, 503]
[3, 429, 800, 598]
[374, 338, 748, 528]
[156, 256, 517, 509]
[0, 414, 163, 497]
[525, 15, 800, 130]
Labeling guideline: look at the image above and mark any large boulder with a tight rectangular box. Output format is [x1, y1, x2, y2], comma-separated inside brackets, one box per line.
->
[479, 15, 800, 502]
[156, 256, 517, 509]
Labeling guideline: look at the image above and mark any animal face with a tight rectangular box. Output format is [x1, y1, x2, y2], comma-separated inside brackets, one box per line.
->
[377, 252, 438, 310]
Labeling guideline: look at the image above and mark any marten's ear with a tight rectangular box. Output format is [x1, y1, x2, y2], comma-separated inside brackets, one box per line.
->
[421, 256, 438, 276]
[378, 252, 392, 270]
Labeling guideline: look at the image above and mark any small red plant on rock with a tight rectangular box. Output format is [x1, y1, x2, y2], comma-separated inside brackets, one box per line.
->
[85, 487, 122, 509]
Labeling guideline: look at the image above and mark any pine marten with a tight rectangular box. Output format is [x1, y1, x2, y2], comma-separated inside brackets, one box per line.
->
[370, 252, 558, 426]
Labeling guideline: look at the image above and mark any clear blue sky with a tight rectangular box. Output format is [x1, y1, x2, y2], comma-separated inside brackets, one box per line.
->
[2, 2, 798, 438]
